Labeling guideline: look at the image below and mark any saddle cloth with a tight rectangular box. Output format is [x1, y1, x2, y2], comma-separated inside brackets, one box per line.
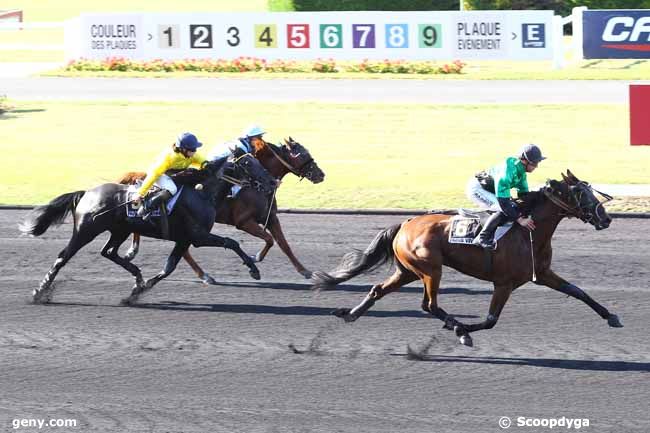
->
[125, 183, 183, 219]
[448, 210, 513, 247]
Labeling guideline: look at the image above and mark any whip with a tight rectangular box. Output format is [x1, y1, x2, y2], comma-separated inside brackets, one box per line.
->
[529, 230, 537, 282]
[92, 199, 138, 221]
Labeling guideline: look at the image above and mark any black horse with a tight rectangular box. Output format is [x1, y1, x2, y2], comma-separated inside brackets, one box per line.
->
[20, 155, 276, 305]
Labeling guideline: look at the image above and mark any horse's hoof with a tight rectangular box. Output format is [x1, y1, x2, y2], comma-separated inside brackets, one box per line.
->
[32, 288, 52, 304]
[120, 295, 137, 306]
[201, 273, 218, 285]
[332, 308, 356, 322]
[459, 334, 473, 347]
[255, 252, 264, 263]
[249, 255, 259, 263]
[607, 314, 623, 328]
[299, 269, 313, 279]
[249, 267, 261, 281]
[123, 249, 137, 262]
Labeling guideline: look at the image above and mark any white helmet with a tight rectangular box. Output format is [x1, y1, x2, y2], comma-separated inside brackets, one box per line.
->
[242, 124, 265, 138]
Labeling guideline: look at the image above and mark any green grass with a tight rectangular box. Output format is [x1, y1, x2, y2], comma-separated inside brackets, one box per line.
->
[1, 100, 648, 208]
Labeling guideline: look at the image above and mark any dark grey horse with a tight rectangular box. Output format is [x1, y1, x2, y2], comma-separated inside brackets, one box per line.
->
[20, 156, 275, 305]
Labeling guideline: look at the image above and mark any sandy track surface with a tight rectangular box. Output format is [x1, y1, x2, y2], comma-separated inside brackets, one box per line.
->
[1, 210, 649, 432]
[5, 77, 650, 104]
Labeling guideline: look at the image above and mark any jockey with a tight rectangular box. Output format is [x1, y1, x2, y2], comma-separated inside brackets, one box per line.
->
[207, 124, 267, 163]
[466, 144, 546, 250]
[206, 125, 271, 202]
[135, 132, 207, 220]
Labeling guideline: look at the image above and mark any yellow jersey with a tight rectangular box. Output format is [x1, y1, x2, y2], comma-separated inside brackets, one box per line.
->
[137, 148, 207, 196]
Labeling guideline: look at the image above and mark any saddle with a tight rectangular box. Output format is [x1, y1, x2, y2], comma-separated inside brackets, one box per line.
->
[125, 183, 183, 219]
[449, 209, 513, 247]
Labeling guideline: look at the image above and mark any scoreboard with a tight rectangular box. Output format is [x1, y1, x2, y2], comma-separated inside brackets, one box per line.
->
[64, 11, 554, 61]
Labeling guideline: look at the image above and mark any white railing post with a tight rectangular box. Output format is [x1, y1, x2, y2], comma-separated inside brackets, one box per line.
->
[552, 15, 565, 69]
[572, 6, 588, 61]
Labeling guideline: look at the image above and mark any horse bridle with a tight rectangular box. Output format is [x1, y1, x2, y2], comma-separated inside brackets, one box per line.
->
[222, 153, 275, 194]
[267, 143, 314, 180]
[543, 180, 612, 225]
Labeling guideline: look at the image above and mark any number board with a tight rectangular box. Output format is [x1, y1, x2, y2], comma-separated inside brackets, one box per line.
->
[68, 11, 554, 61]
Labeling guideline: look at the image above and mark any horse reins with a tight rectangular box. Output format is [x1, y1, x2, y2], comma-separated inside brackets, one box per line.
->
[221, 153, 259, 188]
[543, 181, 613, 224]
[266, 143, 313, 180]
[233, 152, 278, 229]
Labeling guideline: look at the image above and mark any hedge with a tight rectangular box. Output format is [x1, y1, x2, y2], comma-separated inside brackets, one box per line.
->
[64, 57, 466, 75]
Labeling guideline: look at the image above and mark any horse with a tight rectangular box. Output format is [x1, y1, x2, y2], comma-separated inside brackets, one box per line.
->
[20, 155, 276, 305]
[312, 170, 622, 347]
[119, 137, 325, 281]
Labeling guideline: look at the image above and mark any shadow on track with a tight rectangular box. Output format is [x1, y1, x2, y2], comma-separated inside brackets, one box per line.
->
[189, 279, 493, 296]
[132, 301, 480, 319]
[395, 354, 650, 372]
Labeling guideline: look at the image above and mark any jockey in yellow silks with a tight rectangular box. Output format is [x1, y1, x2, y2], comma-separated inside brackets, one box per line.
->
[135, 132, 207, 220]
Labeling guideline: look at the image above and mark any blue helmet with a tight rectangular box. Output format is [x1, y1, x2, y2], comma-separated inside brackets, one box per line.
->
[175, 132, 202, 151]
[242, 125, 266, 138]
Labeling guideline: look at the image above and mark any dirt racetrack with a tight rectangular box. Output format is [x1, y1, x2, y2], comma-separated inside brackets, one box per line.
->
[1, 209, 649, 433]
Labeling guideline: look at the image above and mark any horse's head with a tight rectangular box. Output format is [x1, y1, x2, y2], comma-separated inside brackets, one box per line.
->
[232, 153, 277, 195]
[543, 170, 613, 230]
[277, 137, 325, 184]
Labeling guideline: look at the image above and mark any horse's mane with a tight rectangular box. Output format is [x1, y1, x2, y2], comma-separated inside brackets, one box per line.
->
[255, 140, 282, 159]
[516, 188, 546, 214]
[116, 171, 146, 185]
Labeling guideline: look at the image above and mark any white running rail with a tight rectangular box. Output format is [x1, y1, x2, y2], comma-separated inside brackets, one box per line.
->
[0, 19, 64, 51]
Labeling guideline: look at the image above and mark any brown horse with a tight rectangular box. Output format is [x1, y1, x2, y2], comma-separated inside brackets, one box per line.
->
[118, 137, 325, 281]
[312, 171, 622, 347]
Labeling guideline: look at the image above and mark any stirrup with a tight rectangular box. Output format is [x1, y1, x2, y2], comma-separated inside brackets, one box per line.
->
[473, 236, 495, 250]
[137, 204, 153, 221]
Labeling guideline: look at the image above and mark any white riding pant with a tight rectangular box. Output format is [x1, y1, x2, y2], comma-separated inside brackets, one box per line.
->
[153, 174, 178, 196]
[466, 177, 500, 212]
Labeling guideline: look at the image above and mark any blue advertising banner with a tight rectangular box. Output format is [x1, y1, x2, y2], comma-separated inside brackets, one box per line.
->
[583, 10, 650, 59]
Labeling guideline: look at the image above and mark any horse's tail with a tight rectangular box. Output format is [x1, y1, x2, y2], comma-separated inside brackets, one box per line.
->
[19, 191, 85, 236]
[312, 223, 402, 290]
[116, 171, 146, 185]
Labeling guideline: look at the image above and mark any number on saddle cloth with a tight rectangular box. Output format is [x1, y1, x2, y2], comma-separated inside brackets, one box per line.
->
[125, 185, 184, 219]
[449, 216, 482, 244]
[448, 213, 514, 246]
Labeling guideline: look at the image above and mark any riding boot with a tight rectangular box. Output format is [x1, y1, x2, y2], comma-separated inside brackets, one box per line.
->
[138, 190, 172, 221]
[473, 212, 505, 250]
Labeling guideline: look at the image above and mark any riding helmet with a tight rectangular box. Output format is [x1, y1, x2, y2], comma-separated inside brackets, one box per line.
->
[242, 125, 266, 138]
[175, 132, 203, 151]
[521, 144, 546, 164]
